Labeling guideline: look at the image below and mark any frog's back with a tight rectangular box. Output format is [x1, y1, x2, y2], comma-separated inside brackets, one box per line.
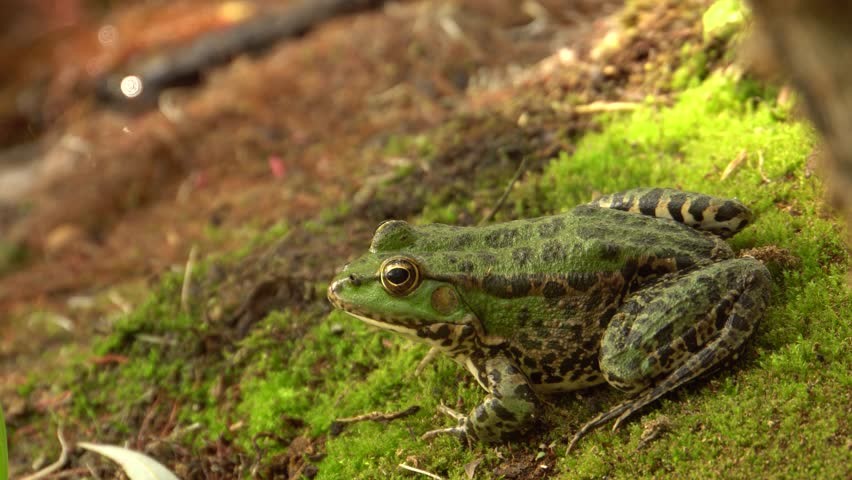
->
[387, 205, 731, 280]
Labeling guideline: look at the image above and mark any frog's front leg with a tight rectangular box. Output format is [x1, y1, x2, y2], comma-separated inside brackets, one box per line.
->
[567, 257, 771, 451]
[422, 354, 540, 443]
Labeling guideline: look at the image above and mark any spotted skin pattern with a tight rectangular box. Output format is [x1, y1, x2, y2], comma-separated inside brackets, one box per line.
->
[327, 188, 771, 450]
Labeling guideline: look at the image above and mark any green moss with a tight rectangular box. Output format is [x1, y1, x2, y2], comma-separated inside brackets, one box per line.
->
[703, 0, 748, 42]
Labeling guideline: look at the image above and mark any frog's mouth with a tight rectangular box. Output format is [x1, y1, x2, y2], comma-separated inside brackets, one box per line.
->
[327, 278, 428, 338]
[346, 312, 421, 337]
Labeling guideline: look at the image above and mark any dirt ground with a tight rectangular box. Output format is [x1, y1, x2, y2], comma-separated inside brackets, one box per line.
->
[0, 0, 724, 476]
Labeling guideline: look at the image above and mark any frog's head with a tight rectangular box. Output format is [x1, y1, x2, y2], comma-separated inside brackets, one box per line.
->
[328, 220, 474, 344]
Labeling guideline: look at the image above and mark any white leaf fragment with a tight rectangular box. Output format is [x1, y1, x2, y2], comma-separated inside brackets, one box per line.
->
[78, 442, 180, 480]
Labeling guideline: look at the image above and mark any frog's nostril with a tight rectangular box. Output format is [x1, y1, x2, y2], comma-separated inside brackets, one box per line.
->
[349, 274, 361, 286]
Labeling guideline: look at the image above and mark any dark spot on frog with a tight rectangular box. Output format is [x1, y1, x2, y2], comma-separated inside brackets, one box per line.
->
[656, 345, 675, 369]
[541, 241, 567, 262]
[567, 272, 598, 291]
[730, 313, 750, 331]
[478, 252, 498, 266]
[508, 346, 524, 359]
[492, 404, 517, 422]
[511, 277, 533, 296]
[513, 383, 535, 399]
[529, 371, 543, 384]
[475, 406, 488, 422]
[714, 298, 732, 329]
[537, 217, 565, 237]
[543, 281, 567, 298]
[450, 233, 474, 249]
[639, 188, 663, 216]
[431, 324, 450, 340]
[739, 291, 755, 310]
[608, 192, 625, 209]
[517, 307, 531, 327]
[682, 327, 699, 352]
[485, 228, 518, 248]
[667, 193, 687, 222]
[654, 323, 674, 346]
[504, 364, 521, 376]
[459, 260, 475, 273]
[688, 195, 711, 222]
[522, 356, 538, 369]
[482, 275, 532, 298]
[596, 242, 622, 261]
[715, 201, 743, 221]
[512, 247, 532, 266]
[558, 357, 575, 375]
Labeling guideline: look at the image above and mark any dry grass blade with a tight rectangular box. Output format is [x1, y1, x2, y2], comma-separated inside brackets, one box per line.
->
[399, 463, 443, 480]
[20, 428, 69, 480]
[720, 149, 748, 180]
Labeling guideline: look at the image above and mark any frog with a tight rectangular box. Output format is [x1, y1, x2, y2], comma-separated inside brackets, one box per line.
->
[327, 188, 771, 451]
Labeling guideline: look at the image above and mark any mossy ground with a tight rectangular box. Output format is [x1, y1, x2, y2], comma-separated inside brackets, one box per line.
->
[10, 2, 851, 479]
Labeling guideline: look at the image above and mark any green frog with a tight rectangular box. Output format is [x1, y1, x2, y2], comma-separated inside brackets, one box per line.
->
[327, 188, 771, 451]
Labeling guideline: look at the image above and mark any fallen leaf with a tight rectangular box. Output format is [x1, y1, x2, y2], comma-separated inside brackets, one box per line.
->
[78, 443, 179, 480]
[464, 457, 482, 479]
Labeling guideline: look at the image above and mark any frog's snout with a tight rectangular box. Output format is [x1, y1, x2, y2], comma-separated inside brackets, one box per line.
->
[327, 279, 345, 306]
[328, 274, 361, 306]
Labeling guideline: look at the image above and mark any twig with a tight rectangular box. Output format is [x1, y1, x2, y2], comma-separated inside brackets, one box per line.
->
[572, 101, 642, 114]
[181, 245, 198, 313]
[721, 149, 748, 181]
[334, 405, 420, 424]
[41, 467, 91, 479]
[399, 463, 444, 480]
[414, 347, 440, 376]
[758, 150, 771, 183]
[479, 154, 528, 225]
[21, 428, 70, 480]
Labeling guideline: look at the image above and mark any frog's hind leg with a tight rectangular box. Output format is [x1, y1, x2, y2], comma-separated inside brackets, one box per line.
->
[590, 188, 753, 238]
[566, 257, 771, 452]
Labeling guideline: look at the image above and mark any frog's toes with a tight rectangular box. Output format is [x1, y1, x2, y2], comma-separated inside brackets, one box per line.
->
[421, 425, 470, 442]
[421, 404, 475, 444]
[435, 403, 466, 422]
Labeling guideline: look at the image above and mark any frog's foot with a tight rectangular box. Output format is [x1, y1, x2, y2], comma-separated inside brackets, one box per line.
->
[566, 257, 771, 453]
[424, 355, 541, 445]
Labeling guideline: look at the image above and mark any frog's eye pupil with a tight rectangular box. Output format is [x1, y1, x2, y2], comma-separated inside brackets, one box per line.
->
[386, 267, 409, 285]
[380, 257, 421, 296]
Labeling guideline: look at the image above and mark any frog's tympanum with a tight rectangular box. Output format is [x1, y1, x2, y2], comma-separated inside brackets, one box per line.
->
[328, 188, 771, 450]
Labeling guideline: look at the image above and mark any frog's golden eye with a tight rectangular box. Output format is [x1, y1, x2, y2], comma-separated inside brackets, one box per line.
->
[380, 257, 421, 296]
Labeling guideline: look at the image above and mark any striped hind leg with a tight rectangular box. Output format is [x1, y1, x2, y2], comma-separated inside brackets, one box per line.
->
[589, 188, 753, 238]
